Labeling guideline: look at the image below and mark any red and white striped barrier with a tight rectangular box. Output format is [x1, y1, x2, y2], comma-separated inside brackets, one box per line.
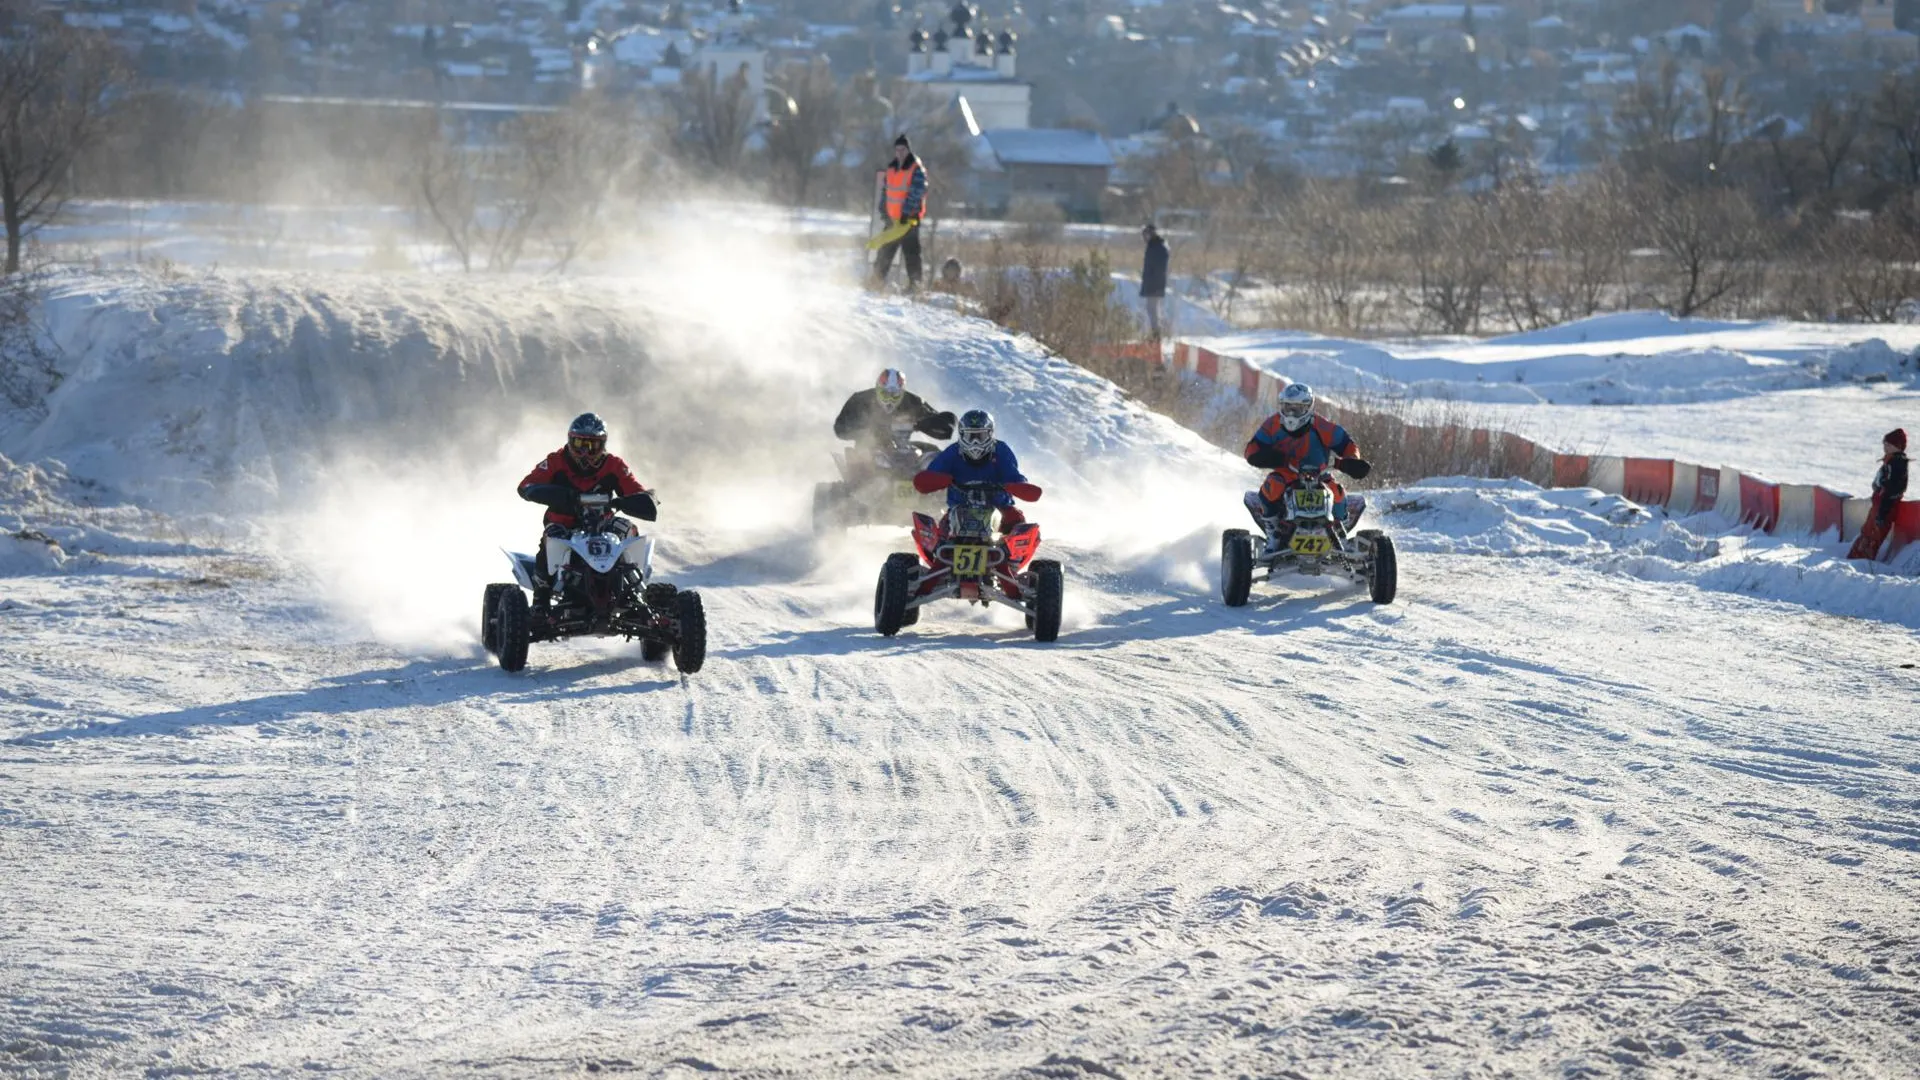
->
[1149, 338, 1915, 560]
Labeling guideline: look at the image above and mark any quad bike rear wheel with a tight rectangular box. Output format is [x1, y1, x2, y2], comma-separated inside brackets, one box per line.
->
[874, 552, 917, 636]
[495, 587, 531, 672]
[671, 591, 707, 673]
[643, 583, 677, 660]
[1029, 559, 1064, 642]
[482, 583, 512, 653]
[1360, 529, 1398, 605]
[1220, 529, 1254, 607]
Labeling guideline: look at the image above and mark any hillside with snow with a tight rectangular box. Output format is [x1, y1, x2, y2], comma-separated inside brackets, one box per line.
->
[4, 257, 1919, 1078]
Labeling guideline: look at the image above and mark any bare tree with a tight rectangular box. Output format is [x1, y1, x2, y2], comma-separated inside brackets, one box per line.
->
[1277, 182, 1387, 332]
[1870, 72, 1920, 188]
[538, 93, 654, 271]
[1696, 68, 1747, 178]
[1643, 181, 1765, 317]
[1823, 213, 1920, 322]
[1538, 174, 1629, 323]
[763, 59, 844, 207]
[1616, 58, 1692, 164]
[412, 110, 561, 273]
[0, 7, 129, 272]
[1808, 93, 1861, 194]
[1406, 197, 1497, 333]
[683, 60, 753, 170]
[413, 111, 481, 271]
[1756, 116, 1810, 209]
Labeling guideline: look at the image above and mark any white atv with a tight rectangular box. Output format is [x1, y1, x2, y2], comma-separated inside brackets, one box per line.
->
[1220, 464, 1397, 606]
[482, 493, 706, 674]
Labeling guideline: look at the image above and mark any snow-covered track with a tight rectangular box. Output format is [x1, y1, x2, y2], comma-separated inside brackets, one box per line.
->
[4, 268, 1918, 1078]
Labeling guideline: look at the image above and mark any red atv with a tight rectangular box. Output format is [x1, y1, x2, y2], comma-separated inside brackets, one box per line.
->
[873, 479, 1064, 642]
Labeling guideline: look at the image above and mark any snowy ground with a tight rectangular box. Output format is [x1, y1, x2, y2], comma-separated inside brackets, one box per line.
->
[6, 257, 1920, 1078]
[1197, 314, 1920, 492]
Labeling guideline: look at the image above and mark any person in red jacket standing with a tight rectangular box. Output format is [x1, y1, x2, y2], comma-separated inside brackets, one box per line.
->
[1848, 428, 1910, 561]
[517, 412, 655, 606]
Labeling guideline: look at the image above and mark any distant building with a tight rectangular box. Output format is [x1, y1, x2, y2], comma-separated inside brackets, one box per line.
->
[973, 128, 1115, 221]
[904, 11, 1030, 129]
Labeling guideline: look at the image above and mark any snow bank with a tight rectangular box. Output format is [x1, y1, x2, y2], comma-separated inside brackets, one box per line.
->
[1384, 477, 1920, 627]
[1, 259, 1242, 646]
[0, 453, 230, 578]
[7, 261, 1912, 640]
[1199, 316, 1920, 409]
[1182, 312, 1920, 490]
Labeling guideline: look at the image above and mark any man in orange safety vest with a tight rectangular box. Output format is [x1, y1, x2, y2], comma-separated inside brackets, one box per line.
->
[873, 133, 929, 289]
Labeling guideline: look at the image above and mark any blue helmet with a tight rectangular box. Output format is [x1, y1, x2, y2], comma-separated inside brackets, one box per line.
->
[957, 409, 995, 461]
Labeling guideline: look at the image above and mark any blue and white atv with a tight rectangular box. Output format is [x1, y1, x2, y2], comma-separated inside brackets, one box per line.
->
[482, 492, 706, 674]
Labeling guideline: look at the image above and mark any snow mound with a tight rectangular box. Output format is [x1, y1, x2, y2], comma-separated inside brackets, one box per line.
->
[0, 453, 229, 577]
[1, 265, 1241, 645]
[1488, 310, 1752, 346]
[1385, 477, 1920, 627]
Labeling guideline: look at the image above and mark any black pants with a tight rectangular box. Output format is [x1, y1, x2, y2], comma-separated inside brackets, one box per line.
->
[872, 226, 922, 287]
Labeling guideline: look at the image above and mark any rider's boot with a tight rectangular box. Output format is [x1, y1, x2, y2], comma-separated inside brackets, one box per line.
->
[1245, 492, 1285, 557]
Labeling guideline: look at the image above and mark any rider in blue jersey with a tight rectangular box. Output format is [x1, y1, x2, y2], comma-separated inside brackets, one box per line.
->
[913, 409, 1038, 532]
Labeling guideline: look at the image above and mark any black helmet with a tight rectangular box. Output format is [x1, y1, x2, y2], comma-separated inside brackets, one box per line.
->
[567, 412, 608, 468]
[957, 408, 995, 461]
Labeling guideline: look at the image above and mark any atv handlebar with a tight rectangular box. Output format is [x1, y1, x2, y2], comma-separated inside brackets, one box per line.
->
[519, 484, 658, 521]
[918, 475, 1043, 502]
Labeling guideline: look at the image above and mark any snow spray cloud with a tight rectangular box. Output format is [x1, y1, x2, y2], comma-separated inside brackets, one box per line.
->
[265, 208, 900, 651]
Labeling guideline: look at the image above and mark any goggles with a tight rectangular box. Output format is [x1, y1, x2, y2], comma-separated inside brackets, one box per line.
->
[569, 434, 606, 459]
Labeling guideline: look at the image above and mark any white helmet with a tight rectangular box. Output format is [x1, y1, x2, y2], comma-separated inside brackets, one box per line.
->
[876, 368, 906, 412]
[1277, 382, 1314, 433]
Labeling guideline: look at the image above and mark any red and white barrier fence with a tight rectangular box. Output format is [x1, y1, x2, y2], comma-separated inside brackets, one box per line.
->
[1153, 339, 1919, 560]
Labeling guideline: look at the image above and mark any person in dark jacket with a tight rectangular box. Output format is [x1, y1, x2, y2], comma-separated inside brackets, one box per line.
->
[1140, 223, 1170, 339]
[1848, 427, 1910, 560]
[833, 368, 955, 449]
[872, 134, 929, 290]
[517, 412, 657, 606]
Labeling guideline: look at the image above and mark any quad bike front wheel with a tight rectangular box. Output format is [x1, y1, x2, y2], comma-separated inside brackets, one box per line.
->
[642, 639, 669, 662]
[672, 591, 707, 673]
[1360, 529, 1398, 605]
[495, 587, 531, 672]
[482, 583, 512, 653]
[1220, 529, 1254, 608]
[1029, 559, 1064, 643]
[874, 552, 917, 637]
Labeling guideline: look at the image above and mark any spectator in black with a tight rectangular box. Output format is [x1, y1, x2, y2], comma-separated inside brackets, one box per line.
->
[1848, 427, 1910, 560]
[1140, 223, 1170, 339]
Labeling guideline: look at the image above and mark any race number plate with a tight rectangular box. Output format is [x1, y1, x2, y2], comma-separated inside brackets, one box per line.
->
[951, 544, 989, 576]
[1290, 534, 1333, 555]
[1291, 487, 1328, 513]
[894, 480, 918, 502]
